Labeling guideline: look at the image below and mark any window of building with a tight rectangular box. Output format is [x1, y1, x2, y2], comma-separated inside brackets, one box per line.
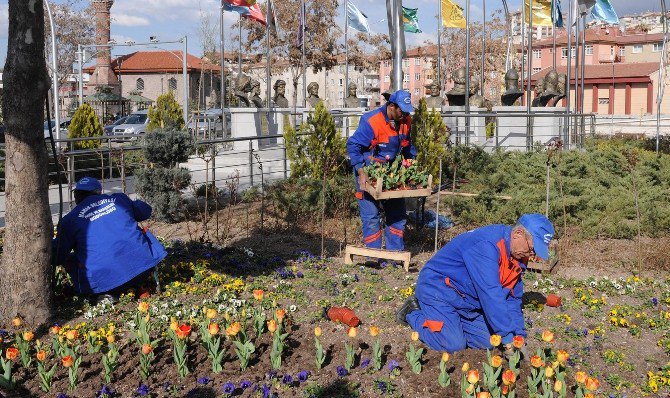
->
[136, 78, 144, 91]
[598, 98, 610, 105]
[384, 75, 389, 82]
[415, 58, 421, 66]
[585, 45, 593, 55]
[403, 74, 409, 82]
[610, 46, 615, 56]
[339, 78, 343, 86]
[168, 78, 177, 91]
[532, 67, 541, 74]
[561, 47, 576, 58]
[414, 88, 420, 95]
[402, 59, 410, 68]
[415, 73, 421, 81]
[632, 44, 643, 53]
[533, 49, 541, 59]
[653, 42, 663, 52]
[619, 46, 625, 56]
[383, 60, 390, 67]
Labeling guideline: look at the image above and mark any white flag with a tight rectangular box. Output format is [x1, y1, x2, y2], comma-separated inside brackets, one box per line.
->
[347, 0, 371, 33]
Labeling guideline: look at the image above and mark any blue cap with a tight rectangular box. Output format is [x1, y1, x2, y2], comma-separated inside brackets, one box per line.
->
[518, 213, 555, 260]
[388, 90, 414, 114]
[74, 177, 102, 192]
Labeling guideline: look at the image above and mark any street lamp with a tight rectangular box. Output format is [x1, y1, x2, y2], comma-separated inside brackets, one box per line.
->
[76, 36, 189, 125]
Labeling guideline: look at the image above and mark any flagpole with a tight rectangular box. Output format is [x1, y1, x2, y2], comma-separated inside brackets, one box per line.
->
[502, 0, 511, 71]
[574, 11, 580, 120]
[266, 0, 271, 108]
[238, 21, 242, 75]
[657, 0, 668, 154]
[437, 0, 442, 95]
[344, 0, 349, 107]
[392, 0, 403, 92]
[480, 0, 485, 96]
[220, 1, 227, 130]
[302, 0, 306, 107]
[579, 12, 586, 115]
[564, 0, 573, 149]
[526, 0, 533, 150]
[465, 0, 470, 146]
[521, 1, 526, 98]
[552, 1, 556, 70]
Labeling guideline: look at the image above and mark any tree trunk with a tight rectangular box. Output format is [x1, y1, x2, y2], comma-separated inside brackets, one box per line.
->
[0, 0, 54, 325]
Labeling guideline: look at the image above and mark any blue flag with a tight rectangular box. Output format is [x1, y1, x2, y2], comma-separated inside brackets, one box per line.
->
[551, 0, 563, 28]
[591, 0, 619, 25]
[347, 0, 370, 33]
[296, 0, 306, 48]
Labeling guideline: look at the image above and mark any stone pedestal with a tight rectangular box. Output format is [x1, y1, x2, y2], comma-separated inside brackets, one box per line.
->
[531, 107, 566, 145]
[441, 106, 487, 146]
[331, 107, 365, 138]
[228, 107, 307, 151]
[489, 106, 566, 151]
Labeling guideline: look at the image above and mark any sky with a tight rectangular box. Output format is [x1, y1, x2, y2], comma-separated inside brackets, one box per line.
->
[0, 0, 661, 67]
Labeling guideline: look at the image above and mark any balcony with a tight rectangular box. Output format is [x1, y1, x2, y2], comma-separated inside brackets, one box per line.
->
[599, 54, 620, 63]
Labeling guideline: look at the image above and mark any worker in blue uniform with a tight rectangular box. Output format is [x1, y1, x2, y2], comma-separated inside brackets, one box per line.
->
[53, 177, 167, 302]
[346, 90, 417, 250]
[396, 214, 555, 353]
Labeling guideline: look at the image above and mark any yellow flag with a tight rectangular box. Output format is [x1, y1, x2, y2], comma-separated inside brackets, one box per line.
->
[441, 0, 466, 28]
[524, 0, 553, 26]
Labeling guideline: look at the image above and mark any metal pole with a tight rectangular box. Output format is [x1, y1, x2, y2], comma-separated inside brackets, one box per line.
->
[78, 44, 84, 107]
[183, 36, 189, 126]
[344, 0, 349, 107]
[552, 20, 556, 69]
[502, 0, 511, 71]
[465, 0, 470, 146]
[574, 14, 581, 135]
[481, 0, 486, 96]
[657, 0, 669, 154]
[526, 0, 533, 150]
[266, 0, 272, 108]
[45, 0, 60, 140]
[392, 0, 403, 92]
[434, 158, 442, 252]
[238, 22, 242, 75]
[220, 1, 227, 137]
[579, 13, 586, 115]
[438, 0, 442, 93]
[565, 0, 573, 148]
[521, 1, 526, 94]
[302, 0, 307, 106]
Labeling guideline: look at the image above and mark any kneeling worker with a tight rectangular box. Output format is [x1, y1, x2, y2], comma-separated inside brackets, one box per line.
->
[397, 214, 555, 353]
[53, 177, 167, 302]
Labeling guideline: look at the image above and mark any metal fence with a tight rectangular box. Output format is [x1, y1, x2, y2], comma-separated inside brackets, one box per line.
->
[0, 110, 639, 226]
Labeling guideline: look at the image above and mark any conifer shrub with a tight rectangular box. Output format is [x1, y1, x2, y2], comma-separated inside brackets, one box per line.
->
[135, 128, 194, 222]
[147, 91, 185, 132]
[411, 98, 449, 181]
[68, 103, 103, 149]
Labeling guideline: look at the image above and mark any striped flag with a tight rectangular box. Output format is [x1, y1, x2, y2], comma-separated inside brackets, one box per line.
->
[347, 0, 371, 33]
[222, 1, 267, 26]
[591, 0, 619, 25]
[441, 0, 466, 28]
[551, 0, 563, 28]
[402, 7, 422, 33]
[266, 0, 278, 33]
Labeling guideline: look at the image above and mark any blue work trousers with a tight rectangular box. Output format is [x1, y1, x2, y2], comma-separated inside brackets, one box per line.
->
[357, 190, 406, 250]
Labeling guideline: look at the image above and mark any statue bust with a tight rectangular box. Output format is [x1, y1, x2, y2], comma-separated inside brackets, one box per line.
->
[306, 82, 322, 108]
[344, 82, 361, 108]
[468, 78, 492, 111]
[446, 67, 468, 106]
[234, 74, 252, 107]
[540, 70, 560, 106]
[531, 77, 544, 107]
[272, 79, 289, 108]
[549, 74, 567, 106]
[424, 82, 444, 108]
[250, 79, 264, 108]
[501, 68, 524, 106]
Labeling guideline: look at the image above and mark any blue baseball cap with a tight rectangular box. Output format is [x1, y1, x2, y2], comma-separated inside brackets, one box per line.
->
[518, 213, 555, 260]
[388, 90, 414, 114]
[74, 177, 102, 192]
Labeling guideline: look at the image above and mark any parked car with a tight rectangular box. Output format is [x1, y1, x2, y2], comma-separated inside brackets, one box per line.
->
[187, 109, 224, 138]
[43, 118, 72, 139]
[104, 116, 128, 136]
[110, 110, 149, 139]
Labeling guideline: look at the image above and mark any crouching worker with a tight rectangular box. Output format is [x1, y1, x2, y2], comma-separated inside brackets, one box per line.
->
[52, 177, 167, 303]
[396, 214, 555, 354]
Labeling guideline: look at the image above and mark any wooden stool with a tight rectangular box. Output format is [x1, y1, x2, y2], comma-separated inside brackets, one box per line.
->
[344, 244, 411, 271]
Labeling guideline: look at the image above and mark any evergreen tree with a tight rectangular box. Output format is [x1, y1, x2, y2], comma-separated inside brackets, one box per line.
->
[135, 128, 194, 222]
[68, 103, 103, 149]
[147, 91, 185, 132]
[284, 101, 347, 180]
[411, 98, 449, 182]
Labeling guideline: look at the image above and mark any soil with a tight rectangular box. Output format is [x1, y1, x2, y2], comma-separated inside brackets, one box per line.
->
[3, 202, 670, 397]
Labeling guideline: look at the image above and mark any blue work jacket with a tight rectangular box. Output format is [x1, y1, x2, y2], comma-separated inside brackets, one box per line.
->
[416, 225, 527, 343]
[53, 193, 167, 294]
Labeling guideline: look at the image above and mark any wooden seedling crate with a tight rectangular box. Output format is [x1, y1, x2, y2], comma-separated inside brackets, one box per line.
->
[526, 240, 559, 274]
[362, 170, 433, 200]
[344, 245, 411, 271]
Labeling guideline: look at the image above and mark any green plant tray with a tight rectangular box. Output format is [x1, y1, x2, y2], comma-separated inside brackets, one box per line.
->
[362, 171, 432, 200]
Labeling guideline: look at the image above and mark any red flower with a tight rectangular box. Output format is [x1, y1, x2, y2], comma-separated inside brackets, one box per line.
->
[175, 324, 191, 340]
[401, 139, 409, 148]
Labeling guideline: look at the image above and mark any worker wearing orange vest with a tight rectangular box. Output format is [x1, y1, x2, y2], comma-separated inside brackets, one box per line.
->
[396, 214, 555, 353]
[346, 90, 417, 250]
